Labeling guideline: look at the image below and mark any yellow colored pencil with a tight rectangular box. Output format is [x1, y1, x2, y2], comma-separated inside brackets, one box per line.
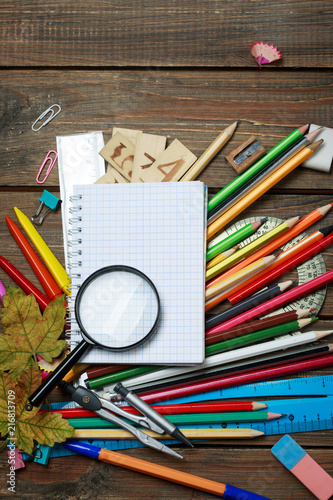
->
[180, 121, 238, 181]
[72, 427, 264, 440]
[206, 216, 299, 282]
[14, 207, 71, 295]
[205, 255, 275, 301]
[206, 245, 239, 270]
[207, 140, 323, 240]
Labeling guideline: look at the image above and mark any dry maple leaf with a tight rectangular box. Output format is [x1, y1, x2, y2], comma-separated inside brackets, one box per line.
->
[0, 366, 74, 454]
[0, 286, 67, 379]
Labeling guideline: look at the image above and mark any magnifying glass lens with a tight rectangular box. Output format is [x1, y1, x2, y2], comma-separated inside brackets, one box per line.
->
[76, 269, 159, 349]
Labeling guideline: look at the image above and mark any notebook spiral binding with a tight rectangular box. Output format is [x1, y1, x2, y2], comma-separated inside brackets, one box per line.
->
[66, 194, 83, 346]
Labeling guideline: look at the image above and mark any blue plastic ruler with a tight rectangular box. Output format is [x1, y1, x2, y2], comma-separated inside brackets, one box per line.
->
[160, 375, 333, 405]
[43, 376, 333, 459]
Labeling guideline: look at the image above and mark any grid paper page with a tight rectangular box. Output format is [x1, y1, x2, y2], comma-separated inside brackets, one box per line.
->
[70, 182, 206, 364]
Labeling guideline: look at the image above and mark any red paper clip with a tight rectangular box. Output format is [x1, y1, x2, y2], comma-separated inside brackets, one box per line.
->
[36, 151, 58, 184]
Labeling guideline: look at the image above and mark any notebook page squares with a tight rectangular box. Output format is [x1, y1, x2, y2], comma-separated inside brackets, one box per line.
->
[69, 182, 206, 365]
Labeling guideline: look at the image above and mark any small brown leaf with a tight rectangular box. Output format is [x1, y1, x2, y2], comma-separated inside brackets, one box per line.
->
[0, 287, 67, 379]
[0, 366, 74, 455]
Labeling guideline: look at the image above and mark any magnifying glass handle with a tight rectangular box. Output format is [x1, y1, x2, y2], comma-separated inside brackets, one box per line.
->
[26, 340, 91, 411]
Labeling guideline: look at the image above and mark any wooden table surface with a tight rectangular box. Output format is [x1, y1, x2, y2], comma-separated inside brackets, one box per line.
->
[0, 2, 332, 499]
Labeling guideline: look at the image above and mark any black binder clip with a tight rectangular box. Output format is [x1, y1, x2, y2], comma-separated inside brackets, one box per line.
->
[31, 190, 62, 226]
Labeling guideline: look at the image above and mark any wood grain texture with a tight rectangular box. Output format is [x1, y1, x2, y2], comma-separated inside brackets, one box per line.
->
[0, 2, 332, 497]
[1, 447, 333, 499]
[1, 70, 333, 189]
[0, 1, 332, 67]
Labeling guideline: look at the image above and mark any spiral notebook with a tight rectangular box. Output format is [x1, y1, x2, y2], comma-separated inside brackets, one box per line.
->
[69, 182, 206, 365]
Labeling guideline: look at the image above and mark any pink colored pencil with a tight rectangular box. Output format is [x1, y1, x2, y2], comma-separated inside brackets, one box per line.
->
[206, 269, 333, 336]
[138, 354, 333, 404]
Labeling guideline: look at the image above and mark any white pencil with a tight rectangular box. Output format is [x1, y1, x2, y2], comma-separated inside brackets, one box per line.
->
[103, 330, 332, 395]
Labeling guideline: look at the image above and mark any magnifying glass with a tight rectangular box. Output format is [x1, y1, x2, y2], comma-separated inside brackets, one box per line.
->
[26, 265, 160, 410]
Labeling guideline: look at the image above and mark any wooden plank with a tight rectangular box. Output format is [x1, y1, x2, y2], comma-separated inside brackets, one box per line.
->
[1, 446, 333, 499]
[1, 70, 332, 189]
[0, 1, 332, 67]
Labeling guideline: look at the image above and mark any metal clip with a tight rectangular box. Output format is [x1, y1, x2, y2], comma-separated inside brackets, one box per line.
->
[36, 150, 58, 184]
[31, 104, 61, 132]
[31, 190, 62, 226]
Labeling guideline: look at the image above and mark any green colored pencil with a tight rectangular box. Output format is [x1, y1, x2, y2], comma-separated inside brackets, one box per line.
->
[68, 411, 282, 429]
[87, 365, 162, 390]
[206, 219, 264, 262]
[207, 124, 309, 212]
[205, 317, 317, 356]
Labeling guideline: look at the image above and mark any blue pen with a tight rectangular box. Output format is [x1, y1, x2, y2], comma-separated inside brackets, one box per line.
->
[64, 440, 271, 500]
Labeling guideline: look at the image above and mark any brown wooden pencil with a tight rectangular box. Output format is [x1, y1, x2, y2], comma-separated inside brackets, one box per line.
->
[205, 308, 313, 344]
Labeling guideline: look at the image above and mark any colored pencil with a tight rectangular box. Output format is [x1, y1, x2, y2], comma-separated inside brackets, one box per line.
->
[206, 269, 333, 334]
[86, 364, 130, 380]
[206, 216, 299, 282]
[205, 255, 275, 300]
[14, 206, 71, 295]
[208, 201, 333, 285]
[62, 364, 91, 384]
[40, 401, 267, 418]
[206, 219, 264, 262]
[5, 215, 64, 302]
[138, 354, 333, 404]
[206, 308, 312, 342]
[105, 330, 330, 394]
[71, 427, 264, 440]
[229, 227, 333, 305]
[206, 245, 239, 270]
[205, 280, 295, 331]
[0, 278, 6, 304]
[205, 318, 316, 356]
[208, 124, 309, 213]
[207, 128, 323, 224]
[207, 140, 322, 240]
[180, 121, 238, 181]
[86, 365, 162, 391]
[68, 411, 282, 429]
[0, 255, 50, 310]
[133, 343, 332, 394]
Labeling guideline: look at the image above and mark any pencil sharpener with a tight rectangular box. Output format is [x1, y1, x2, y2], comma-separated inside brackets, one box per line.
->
[225, 136, 266, 174]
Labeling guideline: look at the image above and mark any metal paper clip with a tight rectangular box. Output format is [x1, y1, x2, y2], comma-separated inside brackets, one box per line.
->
[31, 190, 62, 226]
[31, 104, 61, 132]
[36, 150, 58, 184]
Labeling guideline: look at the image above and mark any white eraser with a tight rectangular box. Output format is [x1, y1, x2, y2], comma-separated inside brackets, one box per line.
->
[302, 124, 333, 172]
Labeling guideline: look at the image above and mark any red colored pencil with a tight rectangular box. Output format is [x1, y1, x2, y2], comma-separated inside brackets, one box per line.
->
[229, 228, 333, 305]
[206, 269, 333, 336]
[0, 255, 50, 310]
[5, 215, 63, 301]
[40, 400, 267, 418]
[138, 354, 333, 404]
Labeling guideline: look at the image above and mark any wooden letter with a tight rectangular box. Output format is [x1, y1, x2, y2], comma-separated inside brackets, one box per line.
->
[99, 132, 136, 181]
[140, 139, 197, 183]
[131, 132, 167, 183]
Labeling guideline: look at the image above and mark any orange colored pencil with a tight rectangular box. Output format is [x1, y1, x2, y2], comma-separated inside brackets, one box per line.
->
[207, 201, 333, 288]
[5, 215, 63, 301]
[205, 255, 275, 311]
[207, 141, 323, 240]
[224, 225, 332, 303]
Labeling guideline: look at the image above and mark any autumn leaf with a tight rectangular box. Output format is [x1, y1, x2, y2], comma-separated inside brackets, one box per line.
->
[0, 366, 74, 455]
[0, 287, 67, 379]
